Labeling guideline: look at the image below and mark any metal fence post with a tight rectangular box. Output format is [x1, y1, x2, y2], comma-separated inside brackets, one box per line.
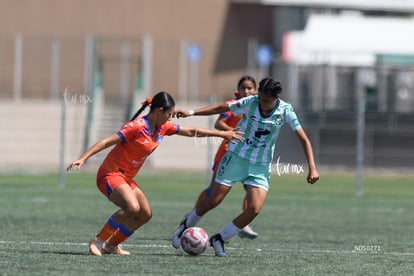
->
[13, 33, 23, 102]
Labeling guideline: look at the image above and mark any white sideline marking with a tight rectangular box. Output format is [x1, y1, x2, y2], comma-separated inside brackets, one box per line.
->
[0, 240, 413, 256]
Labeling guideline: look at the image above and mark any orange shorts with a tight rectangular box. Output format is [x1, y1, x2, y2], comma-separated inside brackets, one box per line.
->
[96, 170, 137, 199]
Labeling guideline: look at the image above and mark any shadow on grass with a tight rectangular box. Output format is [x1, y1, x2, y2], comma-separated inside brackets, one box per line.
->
[40, 250, 89, 256]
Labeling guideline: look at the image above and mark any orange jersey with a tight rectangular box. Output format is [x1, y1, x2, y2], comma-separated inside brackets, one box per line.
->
[213, 99, 242, 170]
[99, 116, 180, 178]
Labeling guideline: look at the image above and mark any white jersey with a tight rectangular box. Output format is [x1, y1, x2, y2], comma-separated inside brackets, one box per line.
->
[228, 95, 302, 165]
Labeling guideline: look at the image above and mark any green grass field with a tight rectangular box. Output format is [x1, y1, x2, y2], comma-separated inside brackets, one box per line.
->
[1, 170, 414, 275]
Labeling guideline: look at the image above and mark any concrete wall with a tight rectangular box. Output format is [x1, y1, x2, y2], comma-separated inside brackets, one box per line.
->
[0, 100, 86, 170]
[0, 100, 217, 172]
[0, 0, 273, 102]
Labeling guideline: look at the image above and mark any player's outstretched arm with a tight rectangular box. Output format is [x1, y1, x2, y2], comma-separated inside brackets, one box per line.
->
[295, 128, 319, 184]
[178, 126, 244, 144]
[67, 133, 121, 171]
[174, 103, 230, 118]
[215, 114, 234, 131]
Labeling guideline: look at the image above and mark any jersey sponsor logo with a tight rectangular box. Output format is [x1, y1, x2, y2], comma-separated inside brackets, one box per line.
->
[254, 129, 271, 138]
[246, 128, 270, 148]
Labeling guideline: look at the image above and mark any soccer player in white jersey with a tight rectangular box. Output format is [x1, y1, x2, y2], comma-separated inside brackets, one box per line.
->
[172, 77, 320, 257]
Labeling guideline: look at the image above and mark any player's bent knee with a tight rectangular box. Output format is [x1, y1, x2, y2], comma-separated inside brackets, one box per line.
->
[124, 203, 141, 216]
[140, 209, 152, 223]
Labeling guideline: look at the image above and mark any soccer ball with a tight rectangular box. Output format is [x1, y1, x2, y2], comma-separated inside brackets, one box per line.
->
[180, 227, 209, 256]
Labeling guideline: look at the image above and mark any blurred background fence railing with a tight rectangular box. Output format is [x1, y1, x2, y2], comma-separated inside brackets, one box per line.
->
[1, 33, 414, 173]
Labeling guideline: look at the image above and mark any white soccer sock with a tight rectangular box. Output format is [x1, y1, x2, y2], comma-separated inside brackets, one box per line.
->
[186, 209, 202, 227]
[219, 222, 241, 241]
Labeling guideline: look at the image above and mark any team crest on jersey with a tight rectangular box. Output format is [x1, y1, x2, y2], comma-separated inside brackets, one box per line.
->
[275, 115, 283, 126]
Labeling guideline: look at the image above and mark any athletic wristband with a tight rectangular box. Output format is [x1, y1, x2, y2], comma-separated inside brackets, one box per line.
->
[188, 110, 195, 116]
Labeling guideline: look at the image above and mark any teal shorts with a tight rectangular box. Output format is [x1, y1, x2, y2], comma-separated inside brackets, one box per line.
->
[214, 152, 271, 191]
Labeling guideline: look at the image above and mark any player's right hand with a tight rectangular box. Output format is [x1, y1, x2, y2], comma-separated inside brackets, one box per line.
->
[173, 109, 190, 118]
[224, 130, 244, 144]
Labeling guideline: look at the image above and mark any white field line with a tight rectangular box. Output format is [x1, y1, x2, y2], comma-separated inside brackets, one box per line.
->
[0, 240, 413, 256]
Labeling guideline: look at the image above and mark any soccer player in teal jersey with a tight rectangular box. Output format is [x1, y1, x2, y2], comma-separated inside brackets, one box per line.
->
[172, 77, 319, 257]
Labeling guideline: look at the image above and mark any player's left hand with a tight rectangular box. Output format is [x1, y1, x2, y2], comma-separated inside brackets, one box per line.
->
[307, 167, 319, 184]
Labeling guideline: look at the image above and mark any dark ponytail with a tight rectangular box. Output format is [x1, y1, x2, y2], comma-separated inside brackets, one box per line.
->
[130, 91, 176, 121]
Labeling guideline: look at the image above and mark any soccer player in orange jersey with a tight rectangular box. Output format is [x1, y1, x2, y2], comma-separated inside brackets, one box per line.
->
[192, 76, 259, 239]
[67, 91, 243, 256]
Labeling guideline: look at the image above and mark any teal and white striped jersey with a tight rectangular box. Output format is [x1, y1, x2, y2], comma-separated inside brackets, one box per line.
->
[228, 95, 302, 165]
